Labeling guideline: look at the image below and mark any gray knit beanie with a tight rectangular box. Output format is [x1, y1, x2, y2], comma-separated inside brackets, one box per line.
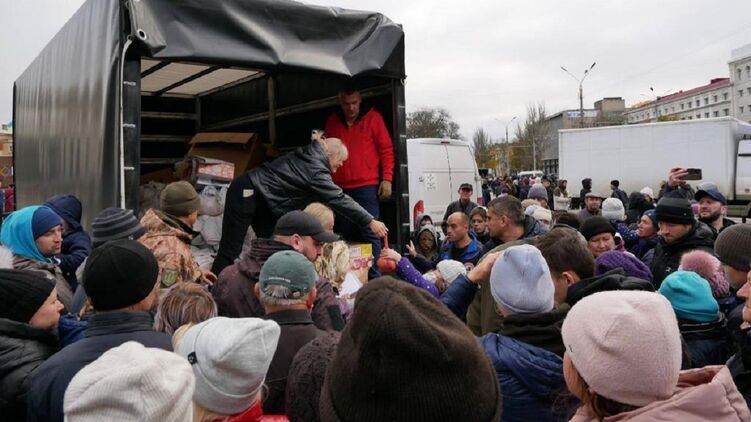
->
[601, 198, 625, 221]
[490, 244, 554, 314]
[177, 317, 280, 415]
[715, 224, 751, 272]
[527, 184, 548, 200]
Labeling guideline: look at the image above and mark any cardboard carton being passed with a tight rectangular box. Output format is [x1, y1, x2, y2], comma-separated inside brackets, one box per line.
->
[187, 132, 266, 179]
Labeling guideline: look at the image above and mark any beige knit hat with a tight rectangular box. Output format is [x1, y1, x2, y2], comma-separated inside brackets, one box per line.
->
[64, 341, 195, 422]
[561, 290, 681, 407]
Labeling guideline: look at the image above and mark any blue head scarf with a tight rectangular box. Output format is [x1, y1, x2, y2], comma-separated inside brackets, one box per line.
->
[1, 206, 61, 262]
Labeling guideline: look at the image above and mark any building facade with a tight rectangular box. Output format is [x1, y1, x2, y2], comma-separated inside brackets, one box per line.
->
[625, 78, 732, 124]
[541, 97, 625, 175]
[730, 43, 751, 123]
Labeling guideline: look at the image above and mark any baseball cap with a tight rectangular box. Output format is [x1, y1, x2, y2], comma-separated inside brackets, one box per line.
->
[459, 183, 473, 191]
[274, 210, 339, 243]
[694, 188, 727, 205]
[259, 251, 318, 298]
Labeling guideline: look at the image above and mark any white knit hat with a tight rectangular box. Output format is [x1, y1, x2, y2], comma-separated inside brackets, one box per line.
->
[436, 260, 467, 286]
[64, 341, 195, 422]
[532, 207, 552, 223]
[489, 245, 554, 314]
[177, 317, 281, 415]
[640, 187, 654, 199]
[601, 198, 625, 221]
[561, 290, 681, 407]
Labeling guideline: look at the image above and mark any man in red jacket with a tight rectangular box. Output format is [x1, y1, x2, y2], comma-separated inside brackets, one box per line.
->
[325, 87, 394, 277]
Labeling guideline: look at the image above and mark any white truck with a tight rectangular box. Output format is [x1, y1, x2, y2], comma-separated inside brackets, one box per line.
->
[407, 138, 483, 228]
[559, 117, 751, 216]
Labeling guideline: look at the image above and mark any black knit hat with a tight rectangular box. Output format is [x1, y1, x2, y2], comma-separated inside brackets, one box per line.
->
[655, 194, 695, 225]
[319, 277, 502, 422]
[715, 224, 751, 272]
[83, 239, 159, 311]
[91, 207, 145, 248]
[579, 216, 616, 241]
[0, 269, 54, 323]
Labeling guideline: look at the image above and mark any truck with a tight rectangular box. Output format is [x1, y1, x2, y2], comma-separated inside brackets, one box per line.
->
[558, 117, 751, 216]
[407, 138, 482, 228]
[13, 0, 412, 247]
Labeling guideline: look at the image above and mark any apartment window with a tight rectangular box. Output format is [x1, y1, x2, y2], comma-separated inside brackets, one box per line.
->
[713, 95, 718, 102]
[681, 103, 685, 110]
[687, 101, 692, 108]
[724, 108, 730, 116]
[742, 106, 746, 114]
[705, 112, 710, 118]
[664, 108, 668, 114]
[740, 89, 744, 97]
[748, 88, 751, 95]
[724, 92, 729, 100]
[696, 100, 700, 107]
[747, 65, 751, 77]
[696, 114, 701, 119]
[704, 97, 709, 105]
[688, 116, 693, 120]
[713, 111, 719, 117]
[739, 68, 743, 80]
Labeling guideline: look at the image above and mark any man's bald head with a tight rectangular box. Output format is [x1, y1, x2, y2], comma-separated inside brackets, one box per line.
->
[446, 212, 470, 243]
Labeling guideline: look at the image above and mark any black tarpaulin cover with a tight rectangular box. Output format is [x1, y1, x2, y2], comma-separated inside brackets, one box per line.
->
[13, 0, 404, 226]
[128, 0, 405, 77]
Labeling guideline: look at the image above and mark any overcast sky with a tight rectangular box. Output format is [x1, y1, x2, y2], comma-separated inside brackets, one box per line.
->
[2, 0, 751, 140]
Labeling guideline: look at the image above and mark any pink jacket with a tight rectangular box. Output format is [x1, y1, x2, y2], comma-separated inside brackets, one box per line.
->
[569, 366, 751, 421]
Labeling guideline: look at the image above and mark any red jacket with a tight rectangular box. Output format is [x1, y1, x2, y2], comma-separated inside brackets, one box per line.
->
[325, 108, 394, 189]
[209, 402, 289, 422]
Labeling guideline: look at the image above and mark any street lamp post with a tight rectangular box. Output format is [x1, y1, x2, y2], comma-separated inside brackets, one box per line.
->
[505, 116, 517, 144]
[561, 62, 597, 128]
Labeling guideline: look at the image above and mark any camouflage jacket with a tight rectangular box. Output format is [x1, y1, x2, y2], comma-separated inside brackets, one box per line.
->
[139, 209, 203, 288]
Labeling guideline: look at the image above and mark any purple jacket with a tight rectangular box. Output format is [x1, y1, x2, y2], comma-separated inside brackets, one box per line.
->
[395, 257, 439, 298]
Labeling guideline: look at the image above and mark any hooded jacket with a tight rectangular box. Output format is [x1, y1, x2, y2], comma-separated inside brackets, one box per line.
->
[212, 238, 344, 331]
[0, 318, 58, 421]
[139, 208, 204, 288]
[247, 141, 373, 227]
[579, 178, 592, 201]
[625, 191, 653, 226]
[413, 223, 441, 261]
[481, 334, 573, 422]
[650, 221, 715, 287]
[569, 366, 750, 422]
[43, 195, 92, 289]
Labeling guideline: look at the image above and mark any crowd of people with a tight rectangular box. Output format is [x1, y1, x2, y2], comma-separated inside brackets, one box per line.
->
[3, 83, 751, 421]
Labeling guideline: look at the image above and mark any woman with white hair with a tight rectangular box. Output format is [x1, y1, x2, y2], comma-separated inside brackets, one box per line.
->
[213, 132, 388, 275]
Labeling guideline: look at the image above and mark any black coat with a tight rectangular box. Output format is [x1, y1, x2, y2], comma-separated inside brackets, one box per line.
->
[0, 319, 58, 421]
[680, 316, 733, 369]
[248, 141, 372, 227]
[728, 329, 751, 408]
[650, 222, 715, 287]
[566, 268, 655, 306]
[496, 304, 570, 356]
[26, 311, 171, 422]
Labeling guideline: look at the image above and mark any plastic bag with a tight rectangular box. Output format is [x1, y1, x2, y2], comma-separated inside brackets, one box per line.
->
[199, 185, 224, 216]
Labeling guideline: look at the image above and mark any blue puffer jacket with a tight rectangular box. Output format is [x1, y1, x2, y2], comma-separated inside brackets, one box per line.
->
[480, 334, 574, 422]
[44, 195, 92, 290]
[437, 231, 484, 267]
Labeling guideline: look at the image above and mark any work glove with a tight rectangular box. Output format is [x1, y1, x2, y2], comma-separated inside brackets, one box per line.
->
[378, 180, 392, 200]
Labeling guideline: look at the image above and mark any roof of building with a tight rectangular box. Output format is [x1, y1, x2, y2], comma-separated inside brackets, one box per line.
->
[731, 43, 751, 63]
[626, 78, 730, 113]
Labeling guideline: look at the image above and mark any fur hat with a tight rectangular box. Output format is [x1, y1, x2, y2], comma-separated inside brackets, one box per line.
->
[679, 250, 730, 299]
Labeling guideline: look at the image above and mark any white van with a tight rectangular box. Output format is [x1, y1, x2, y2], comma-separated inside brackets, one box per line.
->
[407, 138, 482, 228]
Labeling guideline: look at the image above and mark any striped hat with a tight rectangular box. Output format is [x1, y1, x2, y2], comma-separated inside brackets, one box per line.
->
[91, 208, 145, 248]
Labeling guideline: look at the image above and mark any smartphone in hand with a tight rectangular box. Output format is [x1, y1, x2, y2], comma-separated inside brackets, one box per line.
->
[684, 168, 702, 181]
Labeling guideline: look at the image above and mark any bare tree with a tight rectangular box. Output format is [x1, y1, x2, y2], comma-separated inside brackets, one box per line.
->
[472, 128, 493, 168]
[509, 103, 549, 171]
[407, 107, 461, 139]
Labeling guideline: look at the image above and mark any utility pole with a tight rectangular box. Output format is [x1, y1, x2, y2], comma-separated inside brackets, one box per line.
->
[561, 62, 597, 128]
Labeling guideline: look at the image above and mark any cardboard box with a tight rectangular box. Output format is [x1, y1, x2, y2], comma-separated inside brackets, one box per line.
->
[348, 243, 373, 283]
[187, 132, 265, 176]
[196, 159, 235, 181]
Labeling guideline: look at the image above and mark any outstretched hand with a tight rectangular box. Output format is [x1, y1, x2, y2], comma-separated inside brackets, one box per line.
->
[466, 251, 501, 284]
[668, 167, 688, 188]
[369, 219, 388, 238]
[406, 240, 417, 258]
[381, 248, 402, 262]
